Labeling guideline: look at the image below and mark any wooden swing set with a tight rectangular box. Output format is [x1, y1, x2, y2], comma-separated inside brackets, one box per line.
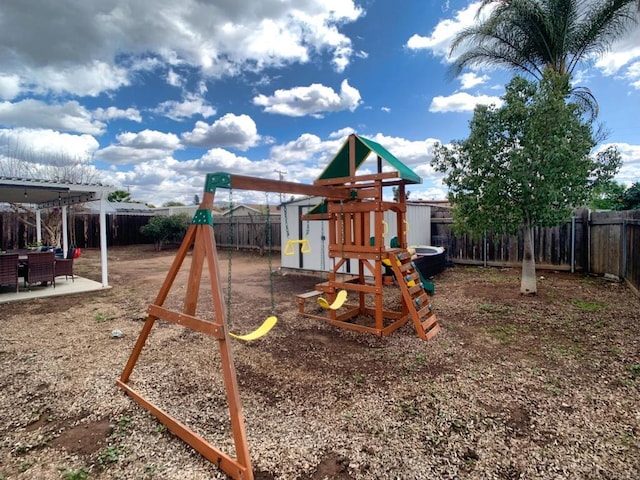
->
[117, 134, 440, 480]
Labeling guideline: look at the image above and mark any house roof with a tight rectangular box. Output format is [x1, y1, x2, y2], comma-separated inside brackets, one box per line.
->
[317, 134, 422, 184]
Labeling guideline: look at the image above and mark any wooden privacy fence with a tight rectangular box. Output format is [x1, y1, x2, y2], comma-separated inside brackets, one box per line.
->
[588, 210, 640, 295]
[212, 215, 281, 252]
[431, 208, 640, 294]
[431, 210, 588, 271]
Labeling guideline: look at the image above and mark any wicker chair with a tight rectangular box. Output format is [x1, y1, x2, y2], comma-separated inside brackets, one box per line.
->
[25, 251, 55, 288]
[55, 247, 75, 282]
[0, 254, 19, 292]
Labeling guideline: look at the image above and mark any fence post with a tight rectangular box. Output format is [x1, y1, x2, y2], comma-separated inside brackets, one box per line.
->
[622, 219, 628, 279]
[483, 231, 487, 267]
[571, 216, 575, 273]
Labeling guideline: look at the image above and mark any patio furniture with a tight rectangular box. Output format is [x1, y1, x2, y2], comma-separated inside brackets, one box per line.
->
[25, 251, 55, 288]
[0, 254, 20, 292]
[55, 247, 75, 282]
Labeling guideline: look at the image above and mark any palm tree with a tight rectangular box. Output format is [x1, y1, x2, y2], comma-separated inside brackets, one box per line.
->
[450, 0, 639, 114]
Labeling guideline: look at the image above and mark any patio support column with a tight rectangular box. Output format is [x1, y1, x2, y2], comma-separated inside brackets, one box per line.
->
[36, 209, 42, 244]
[99, 195, 109, 287]
[61, 205, 69, 256]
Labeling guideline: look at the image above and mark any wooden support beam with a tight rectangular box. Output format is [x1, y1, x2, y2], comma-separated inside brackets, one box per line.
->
[314, 171, 399, 186]
[228, 174, 349, 199]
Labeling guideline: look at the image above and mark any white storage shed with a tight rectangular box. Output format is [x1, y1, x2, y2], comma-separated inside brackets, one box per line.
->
[280, 197, 432, 274]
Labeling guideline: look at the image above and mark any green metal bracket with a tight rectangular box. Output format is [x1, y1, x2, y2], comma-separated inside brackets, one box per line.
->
[204, 172, 232, 193]
[192, 209, 213, 226]
[350, 189, 358, 200]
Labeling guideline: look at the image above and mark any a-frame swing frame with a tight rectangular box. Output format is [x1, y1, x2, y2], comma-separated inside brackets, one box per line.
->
[117, 172, 348, 480]
[117, 186, 254, 479]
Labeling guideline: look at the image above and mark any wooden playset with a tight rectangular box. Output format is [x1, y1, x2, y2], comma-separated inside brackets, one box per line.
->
[117, 134, 440, 480]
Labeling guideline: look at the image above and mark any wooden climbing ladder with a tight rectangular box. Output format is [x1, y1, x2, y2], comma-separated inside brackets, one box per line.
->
[387, 251, 440, 340]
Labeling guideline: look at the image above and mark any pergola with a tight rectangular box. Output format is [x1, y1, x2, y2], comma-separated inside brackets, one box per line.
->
[0, 177, 115, 287]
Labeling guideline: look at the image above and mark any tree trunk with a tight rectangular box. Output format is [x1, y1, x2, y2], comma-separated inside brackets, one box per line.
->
[521, 222, 537, 295]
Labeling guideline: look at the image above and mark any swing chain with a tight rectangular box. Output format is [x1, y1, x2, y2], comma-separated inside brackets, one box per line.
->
[226, 187, 234, 326]
[265, 193, 276, 316]
[283, 202, 290, 238]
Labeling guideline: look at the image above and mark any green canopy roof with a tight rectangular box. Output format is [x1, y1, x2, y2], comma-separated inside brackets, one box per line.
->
[317, 134, 422, 184]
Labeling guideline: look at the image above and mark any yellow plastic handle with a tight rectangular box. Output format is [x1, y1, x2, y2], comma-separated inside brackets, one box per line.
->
[284, 239, 311, 256]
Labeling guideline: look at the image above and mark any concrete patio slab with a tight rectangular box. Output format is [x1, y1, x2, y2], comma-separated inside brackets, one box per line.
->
[0, 276, 110, 304]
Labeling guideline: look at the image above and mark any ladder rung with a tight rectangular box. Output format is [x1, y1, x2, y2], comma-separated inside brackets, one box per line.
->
[417, 304, 433, 319]
[408, 284, 423, 295]
[399, 262, 414, 273]
[405, 272, 420, 283]
[423, 322, 440, 340]
[396, 252, 412, 261]
[421, 312, 438, 331]
[414, 293, 429, 307]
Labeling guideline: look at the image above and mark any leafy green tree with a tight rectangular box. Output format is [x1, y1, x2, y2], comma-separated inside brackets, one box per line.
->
[140, 213, 190, 251]
[392, 186, 411, 202]
[588, 180, 626, 210]
[450, 0, 639, 115]
[162, 201, 185, 207]
[620, 182, 640, 210]
[432, 73, 620, 294]
[108, 190, 132, 202]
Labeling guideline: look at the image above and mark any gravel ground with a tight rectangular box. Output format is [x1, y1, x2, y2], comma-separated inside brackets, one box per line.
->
[0, 245, 639, 480]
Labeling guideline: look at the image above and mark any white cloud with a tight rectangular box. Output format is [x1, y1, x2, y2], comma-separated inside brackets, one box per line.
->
[253, 80, 361, 117]
[0, 74, 21, 100]
[459, 72, 488, 90]
[28, 61, 131, 97]
[181, 113, 259, 150]
[153, 95, 217, 121]
[622, 61, 640, 89]
[116, 130, 181, 150]
[429, 92, 503, 113]
[270, 134, 328, 164]
[366, 134, 440, 171]
[0, 0, 363, 97]
[0, 99, 105, 135]
[95, 146, 175, 166]
[93, 106, 142, 122]
[0, 128, 99, 162]
[405, 1, 484, 60]
[595, 22, 640, 76]
[95, 130, 181, 165]
[329, 127, 356, 139]
[166, 69, 184, 88]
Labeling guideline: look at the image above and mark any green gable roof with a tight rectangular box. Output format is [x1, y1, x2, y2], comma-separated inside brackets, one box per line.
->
[317, 134, 422, 184]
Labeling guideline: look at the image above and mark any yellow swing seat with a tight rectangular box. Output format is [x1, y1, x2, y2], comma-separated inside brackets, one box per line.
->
[229, 316, 277, 341]
[317, 290, 348, 310]
[284, 239, 311, 256]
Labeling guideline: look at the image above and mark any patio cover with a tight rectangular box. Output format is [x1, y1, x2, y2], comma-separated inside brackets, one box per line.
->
[0, 177, 115, 287]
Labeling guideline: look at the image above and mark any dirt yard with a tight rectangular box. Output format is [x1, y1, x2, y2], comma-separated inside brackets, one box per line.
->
[1, 245, 639, 480]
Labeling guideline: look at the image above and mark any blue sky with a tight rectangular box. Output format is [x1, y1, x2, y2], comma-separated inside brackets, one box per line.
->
[0, 0, 639, 206]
